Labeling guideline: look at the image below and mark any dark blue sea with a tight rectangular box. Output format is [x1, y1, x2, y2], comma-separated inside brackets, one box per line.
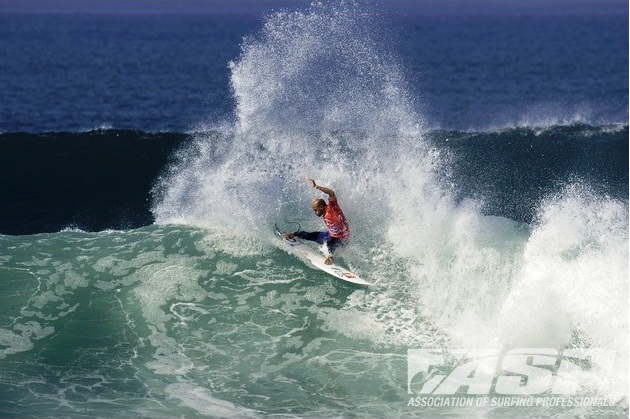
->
[0, 2, 628, 418]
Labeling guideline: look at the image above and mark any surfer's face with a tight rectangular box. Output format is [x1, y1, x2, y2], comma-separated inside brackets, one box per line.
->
[311, 199, 326, 217]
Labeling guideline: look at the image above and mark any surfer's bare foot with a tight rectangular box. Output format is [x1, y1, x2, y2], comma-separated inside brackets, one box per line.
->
[324, 256, 333, 265]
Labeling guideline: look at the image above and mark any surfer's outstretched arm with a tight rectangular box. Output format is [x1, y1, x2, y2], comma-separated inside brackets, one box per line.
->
[306, 178, 336, 198]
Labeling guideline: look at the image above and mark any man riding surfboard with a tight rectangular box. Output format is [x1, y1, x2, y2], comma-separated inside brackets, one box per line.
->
[282, 178, 350, 265]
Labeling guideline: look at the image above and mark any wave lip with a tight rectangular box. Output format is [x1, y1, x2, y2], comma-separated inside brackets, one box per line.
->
[1, 122, 626, 235]
[0, 129, 185, 235]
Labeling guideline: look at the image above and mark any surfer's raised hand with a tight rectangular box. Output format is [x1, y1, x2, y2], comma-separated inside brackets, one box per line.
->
[305, 178, 317, 188]
[306, 178, 335, 198]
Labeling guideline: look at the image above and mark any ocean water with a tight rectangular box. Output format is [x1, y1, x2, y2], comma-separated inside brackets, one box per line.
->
[1, 2, 628, 418]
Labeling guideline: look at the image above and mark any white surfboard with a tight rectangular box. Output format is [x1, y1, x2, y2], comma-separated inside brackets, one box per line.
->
[275, 230, 371, 286]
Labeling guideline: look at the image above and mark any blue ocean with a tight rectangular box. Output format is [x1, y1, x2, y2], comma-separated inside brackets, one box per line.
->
[1, 2, 628, 418]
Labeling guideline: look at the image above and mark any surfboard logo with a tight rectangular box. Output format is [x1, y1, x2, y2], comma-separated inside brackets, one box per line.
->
[329, 267, 355, 279]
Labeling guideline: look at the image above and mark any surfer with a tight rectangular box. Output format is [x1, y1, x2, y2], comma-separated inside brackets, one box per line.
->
[283, 178, 350, 265]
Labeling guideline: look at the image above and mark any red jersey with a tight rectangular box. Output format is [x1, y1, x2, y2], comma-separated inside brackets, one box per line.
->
[323, 197, 350, 240]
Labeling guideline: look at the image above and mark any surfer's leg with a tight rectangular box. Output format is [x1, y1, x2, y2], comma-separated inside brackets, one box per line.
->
[323, 238, 348, 265]
[294, 231, 329, 244]
[326, 237, 347, 254]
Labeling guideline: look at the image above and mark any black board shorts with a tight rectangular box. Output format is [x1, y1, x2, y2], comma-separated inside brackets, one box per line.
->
[293, 231, 348, 255]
